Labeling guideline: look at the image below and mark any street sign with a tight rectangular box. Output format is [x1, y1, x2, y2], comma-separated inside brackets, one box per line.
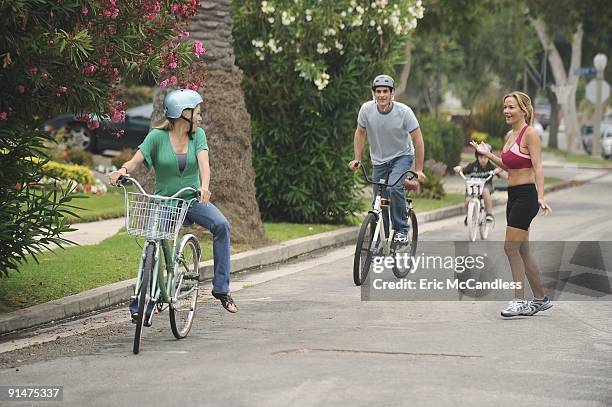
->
[575, 67, 597, 77]
[586, 79, 610, 104]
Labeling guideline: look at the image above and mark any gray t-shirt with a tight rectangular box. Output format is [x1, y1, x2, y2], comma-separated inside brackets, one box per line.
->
[357, 100, 419, 165]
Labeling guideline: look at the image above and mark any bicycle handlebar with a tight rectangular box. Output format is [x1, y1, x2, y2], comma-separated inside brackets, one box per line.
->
[357, 161, 417, 188]
[116, 175, 200, 199]
[458, 170, 495, 183]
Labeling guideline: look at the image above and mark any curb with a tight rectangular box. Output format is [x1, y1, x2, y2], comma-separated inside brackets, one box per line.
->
[0, 174, 601, 336]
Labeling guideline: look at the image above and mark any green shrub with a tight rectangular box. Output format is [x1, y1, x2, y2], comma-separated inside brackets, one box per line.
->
[65, 149, 94, 167]
[419, 115, 463, 170]
[472, 96, 507, 147]
[233, 0, 425, 222]
[415, 167, 445, 200]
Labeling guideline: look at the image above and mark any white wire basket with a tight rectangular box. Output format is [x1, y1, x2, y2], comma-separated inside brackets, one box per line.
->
[124, 192, 190, 240]
[465, 178, 486, 196]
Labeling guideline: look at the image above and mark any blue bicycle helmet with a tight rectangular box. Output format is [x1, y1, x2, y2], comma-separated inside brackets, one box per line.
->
[163, 89, 203, 119]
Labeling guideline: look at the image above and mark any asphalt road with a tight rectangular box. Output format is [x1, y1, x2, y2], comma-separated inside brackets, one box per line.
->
[1, 171, 611, 407]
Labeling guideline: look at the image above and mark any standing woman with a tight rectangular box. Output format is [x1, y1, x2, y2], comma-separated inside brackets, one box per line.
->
[471, 91, 552, 317]
[109, 89, 238, 319]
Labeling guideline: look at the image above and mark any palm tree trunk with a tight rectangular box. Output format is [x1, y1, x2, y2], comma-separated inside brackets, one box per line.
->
[149, 0, 267, 245]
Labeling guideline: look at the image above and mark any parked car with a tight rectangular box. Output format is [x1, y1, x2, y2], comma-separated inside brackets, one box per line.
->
[534, 100, 551, 129]
[43, 103, 153, 153]
[581, 123, 612, 158]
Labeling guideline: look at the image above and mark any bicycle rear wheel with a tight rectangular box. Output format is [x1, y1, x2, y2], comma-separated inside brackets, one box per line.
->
[133, 242, 155, 354]
[392, 209, 419, 278]
[170, 237, 200, 339]
[353, 212, 378, 286]
[467, 199, 479, 242]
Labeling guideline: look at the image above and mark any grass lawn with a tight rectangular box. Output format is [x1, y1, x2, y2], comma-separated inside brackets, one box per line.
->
[0, 223, 345, 313]
[66, 192, 125, 222]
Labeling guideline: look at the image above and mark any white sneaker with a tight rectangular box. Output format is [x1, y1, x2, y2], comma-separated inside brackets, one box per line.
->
[522, 296, 553, 316]
[500, 299, 530, 318]
[394, 232, 409, 243]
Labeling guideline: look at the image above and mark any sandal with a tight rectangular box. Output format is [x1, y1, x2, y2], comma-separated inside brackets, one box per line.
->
[211, 291, 238, 313]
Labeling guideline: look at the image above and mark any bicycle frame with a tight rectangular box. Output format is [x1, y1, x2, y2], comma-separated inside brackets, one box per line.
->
[117, 176, 199, 308]
[359, 163, 417, 255]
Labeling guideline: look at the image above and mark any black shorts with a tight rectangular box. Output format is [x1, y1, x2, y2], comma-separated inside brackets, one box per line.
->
[506, 183, 539, 231]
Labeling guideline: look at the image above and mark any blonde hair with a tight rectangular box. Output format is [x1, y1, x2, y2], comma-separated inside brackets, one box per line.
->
[152, 118, 175, 130]
[503, 91, 533, 125]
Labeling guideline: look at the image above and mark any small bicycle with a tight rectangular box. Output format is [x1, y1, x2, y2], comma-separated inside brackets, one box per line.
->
[116, 175, 201, 354]
[353, 162, 419, 285]
[459, 170, 495, 242]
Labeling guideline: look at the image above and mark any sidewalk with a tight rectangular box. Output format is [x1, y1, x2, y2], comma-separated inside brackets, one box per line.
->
[1, 165, 609, 336]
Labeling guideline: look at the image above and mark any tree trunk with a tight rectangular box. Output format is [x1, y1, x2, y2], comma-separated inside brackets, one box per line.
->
[531, 19, 583, 153]
[149, 0, 267, 245]
[545, 85, 559, 149]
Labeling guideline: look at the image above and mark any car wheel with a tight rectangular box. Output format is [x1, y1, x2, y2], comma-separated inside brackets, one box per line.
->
[67, 123, 94, 151]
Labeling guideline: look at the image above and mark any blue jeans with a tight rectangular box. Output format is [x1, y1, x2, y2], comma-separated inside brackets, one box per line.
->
[372, 155, 414, 236]
[186, 202, 231, 294]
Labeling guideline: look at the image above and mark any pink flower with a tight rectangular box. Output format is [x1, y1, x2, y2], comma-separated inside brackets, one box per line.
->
[47, 39, 54, 45]
[82, 7, 88, 15]
[30, 67, 38, 74]
[169, 76, 177, 85]
[159, 79, 170, 88]
[83, 64, 97, 75]
[17, 85, 26, 93]
[41, 72, 49, 79]
[193, 40, 206, 58]
[58, 86, 68, 93]
[110, 110, 125, 123]
[169, 61, 178, 69]
[0, 112, 8, 121]
[87, 120, 99, 130]
[186, 82, 199, 91]
[113, 130, 125, 138]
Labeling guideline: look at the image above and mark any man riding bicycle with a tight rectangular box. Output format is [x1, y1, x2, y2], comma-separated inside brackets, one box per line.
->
[348, 74, 425, 243]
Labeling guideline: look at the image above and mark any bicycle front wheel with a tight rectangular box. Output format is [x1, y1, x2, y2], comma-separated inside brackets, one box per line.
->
[170, 236, 200, 339]
[479, 208, 491, 240]
[133, 242, 155, 354]
[392, 209, 418, 278]
[353, 212, 378, 286]
[467, 199, 479, 242]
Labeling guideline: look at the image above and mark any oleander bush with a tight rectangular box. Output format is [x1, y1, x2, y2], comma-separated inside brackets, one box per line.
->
[233, 0, 425, 222]
[0, 0, 203, 276]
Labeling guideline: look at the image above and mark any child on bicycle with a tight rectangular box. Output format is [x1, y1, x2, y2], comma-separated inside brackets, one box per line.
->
[453, 143, 506, 225]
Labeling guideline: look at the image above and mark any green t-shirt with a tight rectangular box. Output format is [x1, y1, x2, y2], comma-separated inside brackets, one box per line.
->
[138, 128, 208, 199]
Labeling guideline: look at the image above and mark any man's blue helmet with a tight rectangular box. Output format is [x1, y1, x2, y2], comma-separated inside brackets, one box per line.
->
[163, 89, 203, 119]
[372, 74, 395, 90]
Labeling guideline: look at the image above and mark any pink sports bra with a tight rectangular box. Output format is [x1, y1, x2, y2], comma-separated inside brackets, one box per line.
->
[501, 125, 532, 169]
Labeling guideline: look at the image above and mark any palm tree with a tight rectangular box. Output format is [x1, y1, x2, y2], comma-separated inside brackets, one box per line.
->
[149, 0, 267, 245]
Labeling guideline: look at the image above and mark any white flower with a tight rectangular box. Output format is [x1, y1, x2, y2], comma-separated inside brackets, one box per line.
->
[324, 28, 336, 36]
[341, 11, 346, 17]
[261, 1, 275, 14]
[268, 17, 275, 23]
[370, 20, 375, 26]
[335, 40, 343, 50]
[306, 14, 312, 21]
[317, 42, 329, 54]
[356, 5, 364, 14]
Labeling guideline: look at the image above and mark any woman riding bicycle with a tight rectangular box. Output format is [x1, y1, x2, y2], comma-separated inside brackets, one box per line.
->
[109, 89, 238, 316]
[453, 143, 506, 226]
